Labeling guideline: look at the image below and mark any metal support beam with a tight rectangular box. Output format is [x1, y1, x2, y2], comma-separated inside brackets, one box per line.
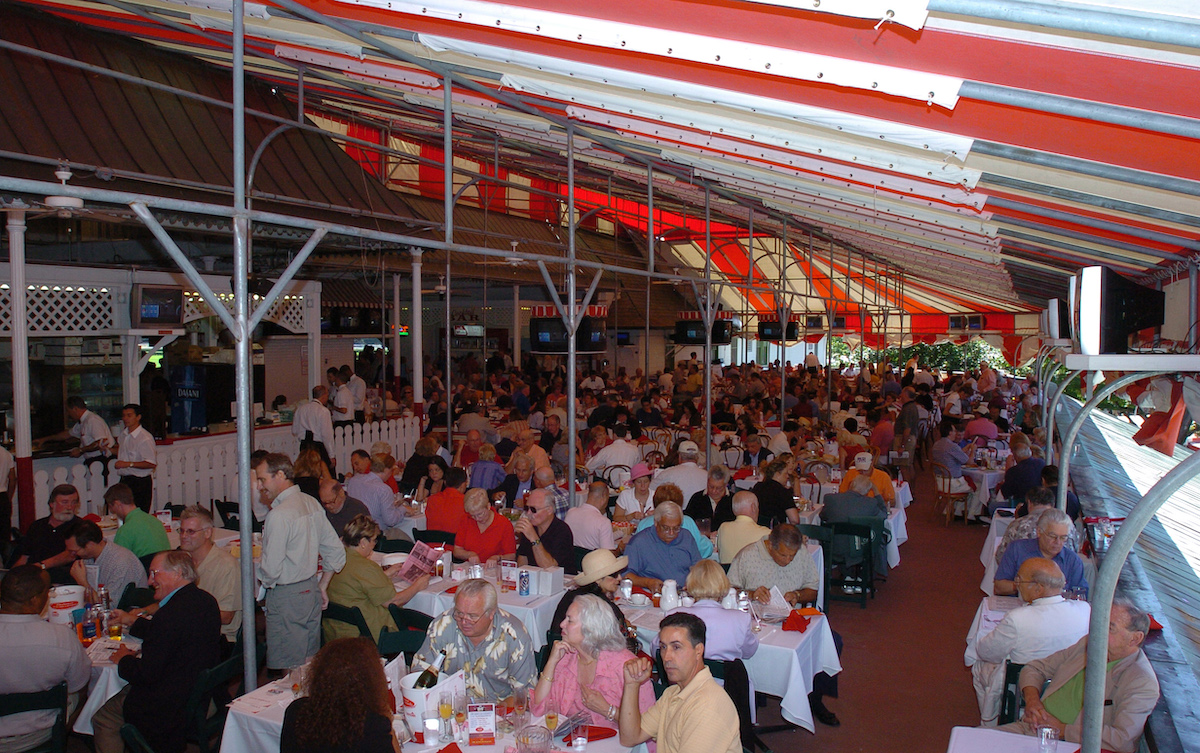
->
[248, 228, 328, 330]
[927, 0, 1200, 51]
[130, 203, 238, 335]
[1056, 372, 1168, 512]
[1044, 369, 1082, 465]
[1080, 447, 1200, 753]
[566, 122, 578, 483]
[973, 141, 1200, 199]
[231, 0, 257, 694]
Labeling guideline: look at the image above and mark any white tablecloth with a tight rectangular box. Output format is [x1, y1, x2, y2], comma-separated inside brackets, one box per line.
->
[625, 604, 841, 733]
[979, 513, 1016, 595]
[220, 682, 643, 753]
[398, 514, 427, 541]
[405, 577, 564, 650]
[946, 725, 1079, 752]
[73, 636, 141, 735]
[885, 505, 908, 568]
[964, 468, 1006, 519]
[963, 596, 1023, 666]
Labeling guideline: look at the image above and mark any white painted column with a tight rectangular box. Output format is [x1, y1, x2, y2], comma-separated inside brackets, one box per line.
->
[512, 285, 521, 366]
[412, 256, 424, 417]
[7, 209, 34, 528]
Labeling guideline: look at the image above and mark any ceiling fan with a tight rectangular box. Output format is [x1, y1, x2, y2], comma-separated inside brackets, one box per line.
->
[27, 165, 133, 224]
[478, 240, 532, 267]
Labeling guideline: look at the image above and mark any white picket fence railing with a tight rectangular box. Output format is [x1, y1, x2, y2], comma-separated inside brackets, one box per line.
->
[28, 417, 423, 519]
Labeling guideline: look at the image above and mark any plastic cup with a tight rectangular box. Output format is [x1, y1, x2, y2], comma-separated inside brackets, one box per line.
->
[572, 726, 588, 751]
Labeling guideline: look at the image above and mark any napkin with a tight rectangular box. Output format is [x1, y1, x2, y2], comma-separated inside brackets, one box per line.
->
[438, 743, 464, 753]
[767, 586, 790, 611]
[782, 611, 810, 633]
[731, 467, 753, 481]
[444, 585, 458, 594]
[794, 607, 822, 617]
[631, 585, 653, 598]
[562, 726, 618, 742]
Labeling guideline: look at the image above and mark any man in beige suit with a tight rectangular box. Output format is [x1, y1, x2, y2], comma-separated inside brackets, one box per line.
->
[997, 598, 1159, 752]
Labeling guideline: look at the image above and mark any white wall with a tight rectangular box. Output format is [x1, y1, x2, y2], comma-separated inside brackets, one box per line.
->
[263, 336, 310, 406]
[321, 336, 358, 375]
[1163, 278, 1192, 342]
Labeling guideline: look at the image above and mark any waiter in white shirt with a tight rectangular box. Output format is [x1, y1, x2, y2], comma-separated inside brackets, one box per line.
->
[35, 396, 114, 462]
[113, 404, 157, 513]
[343, 365, 367, 423]
[292, 386, 335, 464]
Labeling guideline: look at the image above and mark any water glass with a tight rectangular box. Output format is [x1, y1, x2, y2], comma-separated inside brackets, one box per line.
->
[422, 710, 441, 744]
[571, 726, 589, 751]
[1036, 725, 1058, 753]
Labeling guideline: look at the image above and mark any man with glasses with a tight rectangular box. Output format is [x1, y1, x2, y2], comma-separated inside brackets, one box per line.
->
[514, 489, 577, 575]
[92, 551, 221, 753]
[998, 598, 1159, 752]
[623, 502, 701, 592]
[411, 578, 536, 702]
[968, 557, 1090, 725]
[110, 505, 242, 652]
[994, 509, 1088, 598]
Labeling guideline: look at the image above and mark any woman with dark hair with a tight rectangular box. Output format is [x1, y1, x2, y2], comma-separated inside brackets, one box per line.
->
[399, 435, 441, 492]
[735, 412, 759, 441]
[751, 458, 801, 528]
[413, 456, 449, 503]
[280, 636, 403, 753]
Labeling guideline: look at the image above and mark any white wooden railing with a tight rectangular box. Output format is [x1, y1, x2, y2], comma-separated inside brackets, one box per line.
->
[29, 417, 422, 518]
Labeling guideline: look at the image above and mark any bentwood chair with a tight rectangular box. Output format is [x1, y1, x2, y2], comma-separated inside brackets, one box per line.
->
[0, 682, 67, 753]
[932, 463, 970, 526]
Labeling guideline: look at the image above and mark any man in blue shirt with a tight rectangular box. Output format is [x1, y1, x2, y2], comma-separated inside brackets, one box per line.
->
[994, 509, 1087, 598]
[624, 502, 701, 592]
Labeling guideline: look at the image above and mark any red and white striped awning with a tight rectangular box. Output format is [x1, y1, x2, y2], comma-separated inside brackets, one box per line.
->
[677, 310, 735, 321]
[529, 304, 609, 318]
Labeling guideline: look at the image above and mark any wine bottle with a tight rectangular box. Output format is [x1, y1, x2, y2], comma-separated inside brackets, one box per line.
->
[413, 650, 446, 688]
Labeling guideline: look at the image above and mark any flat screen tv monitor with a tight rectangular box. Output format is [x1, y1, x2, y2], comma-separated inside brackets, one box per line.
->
[1045, 298, 1070, 340]
[528, 316, 607, 354]
[131, 285, 184, 327]
[757, 320, 799, 341]
[674, 320, 733, 345]
[616, 331, 631, 346]
[805, 315, 823, 329]
[1073, 266, 1165, 355]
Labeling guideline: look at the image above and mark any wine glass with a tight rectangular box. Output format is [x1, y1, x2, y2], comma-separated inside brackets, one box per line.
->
[454, 691, 467, 735]
[544, 698, 559, 732]
[438, 691, 454, 741]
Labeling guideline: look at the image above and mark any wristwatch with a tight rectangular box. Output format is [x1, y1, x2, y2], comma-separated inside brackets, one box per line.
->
[529, 538, 541, 547]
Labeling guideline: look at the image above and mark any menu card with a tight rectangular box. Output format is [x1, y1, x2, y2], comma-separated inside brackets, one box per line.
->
[395, 541, 438, 583]
[467, 703, 496, 746]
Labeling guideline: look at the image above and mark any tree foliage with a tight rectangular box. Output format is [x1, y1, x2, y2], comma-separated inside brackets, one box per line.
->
[828, 337, 1014, 373]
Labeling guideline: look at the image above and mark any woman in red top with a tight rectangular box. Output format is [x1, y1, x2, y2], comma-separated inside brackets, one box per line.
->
[453, 488, 517, 565]
[424, 466, 467, 533]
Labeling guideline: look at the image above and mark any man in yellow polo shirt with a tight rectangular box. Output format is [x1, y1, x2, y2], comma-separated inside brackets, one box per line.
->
[617, 612, 740, 753]
[998, 598, 1159, 752]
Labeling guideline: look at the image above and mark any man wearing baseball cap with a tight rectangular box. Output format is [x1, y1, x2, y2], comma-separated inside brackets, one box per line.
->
[837, 452, 896, 507]
[651, 441, 707, 501]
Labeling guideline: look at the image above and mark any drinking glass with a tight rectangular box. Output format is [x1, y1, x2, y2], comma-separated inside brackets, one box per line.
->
[454, 692, 467, 731]
[1036, 725, 1058, 753]
[438, 691, 454, 741]
[571, 726, 589, 751]
[422, 710, 441, 744]
[748, 600, 764, 633]
[543, 699, 559, 732]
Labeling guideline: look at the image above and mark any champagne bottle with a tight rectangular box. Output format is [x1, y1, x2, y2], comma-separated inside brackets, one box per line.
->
[413, 650, 445, 689]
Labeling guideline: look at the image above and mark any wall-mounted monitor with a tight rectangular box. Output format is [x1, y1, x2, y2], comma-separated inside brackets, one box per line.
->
[1045, 298, 1070, 340]
[1074, 266, 1165, 355]
[131, 285, 184, 327]
[529, 316, 607, 354]
[674, 320, 733, 345]
[949, 314, 984, 330]
[805, 315, 823, 329]
[616, 331, 631, 346]
[757, 320, 799, 341]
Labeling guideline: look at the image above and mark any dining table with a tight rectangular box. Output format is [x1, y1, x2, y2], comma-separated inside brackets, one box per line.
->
[963, 595, 1023, 667]
[946, 725, 1079, 752]
[219, 681, 646, 753]
[979, 511, 1016, 595]
[72, 634, 143, 735]
[963, 467, 1006, 519]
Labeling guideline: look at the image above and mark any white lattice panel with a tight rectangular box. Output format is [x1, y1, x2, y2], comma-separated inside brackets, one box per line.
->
[184, 290, 308, 333]
[0, 283, 116, 334]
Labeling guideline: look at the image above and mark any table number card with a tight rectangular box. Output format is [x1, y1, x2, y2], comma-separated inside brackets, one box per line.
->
[467, 703, 495, 746]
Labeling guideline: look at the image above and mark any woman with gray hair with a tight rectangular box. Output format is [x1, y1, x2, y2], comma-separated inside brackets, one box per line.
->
[531, 594, 655, 730]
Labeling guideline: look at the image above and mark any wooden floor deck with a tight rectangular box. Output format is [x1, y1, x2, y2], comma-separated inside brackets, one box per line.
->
[1059, 398, 1200, 750]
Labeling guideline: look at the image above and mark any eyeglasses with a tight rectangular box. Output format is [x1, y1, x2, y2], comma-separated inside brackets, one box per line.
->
[1040, 532, 1070, 542]
[452, 608, 492, 623]
[657, 525, 683, 535]
[179, 526, 210, 536]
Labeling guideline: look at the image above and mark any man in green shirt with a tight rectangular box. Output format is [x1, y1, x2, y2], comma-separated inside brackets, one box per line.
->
[106, 484, 170, 559]
[999, 598, 1159, 752]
